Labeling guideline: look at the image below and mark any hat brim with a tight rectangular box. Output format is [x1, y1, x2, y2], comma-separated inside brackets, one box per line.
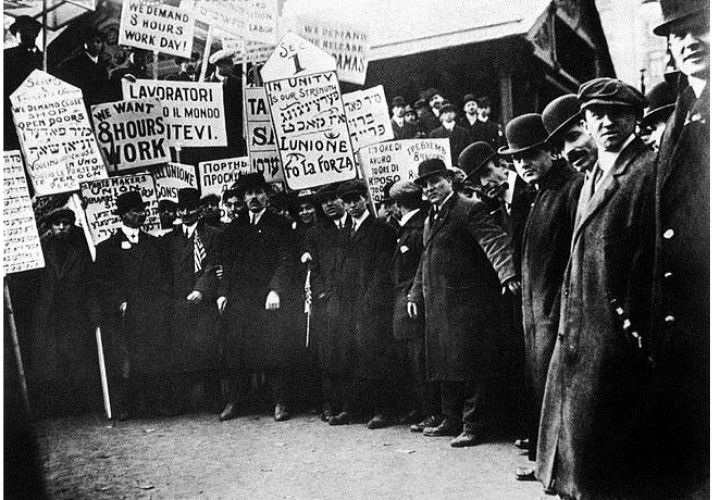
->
[497, 140, 547, 156]
[463, 152, 499, 182]
[653, 10, 707, 36]
[414, 168, 453, 186]
[114, 201, 149, 215]
[544, 112, 583, 145]
[641, 103, 676, 127]
[581, 99, 639, 110]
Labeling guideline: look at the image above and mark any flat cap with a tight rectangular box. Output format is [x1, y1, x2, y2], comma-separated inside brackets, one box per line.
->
[389, 180, 422, 201]
[391, 96, 407, 108]
[43, 206, 76, 224]
[462, 93, 477, 105]
[578, 78, 648, 113]
[439, 101, 457, 115]
[337, 179, 368, 198]
[315, 183, 340, 201]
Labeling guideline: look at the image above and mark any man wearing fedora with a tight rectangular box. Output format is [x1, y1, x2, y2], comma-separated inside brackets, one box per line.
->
[647, 0, 710, 494]
[407, 158, 519, 447]
[218, 173, 299, 422]
[541, 95, 598, 174]
[163, 188, 224, 414]
[391, 96, 418, 140]
[94, 192, 174, 420]
[536, 78, 656, 498]
[497, 114, 583, 481]
[429, 102, 472, 167]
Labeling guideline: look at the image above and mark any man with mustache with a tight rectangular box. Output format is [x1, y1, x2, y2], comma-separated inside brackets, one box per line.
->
[536, 78, 655, 499]
[647, 0, 710, 495]
[541, 94, 598, 174]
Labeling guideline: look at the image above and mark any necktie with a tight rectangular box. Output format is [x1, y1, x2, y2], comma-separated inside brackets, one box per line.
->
[590, 167, 602, 199]
[350, 222, 357, 239]
[194, 230, 206, 273]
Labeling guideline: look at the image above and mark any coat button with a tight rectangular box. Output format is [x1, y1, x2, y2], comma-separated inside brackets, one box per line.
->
[663, 271, 672, 279]
[664, 315, 675, 324]
[663, 229, 675, 239]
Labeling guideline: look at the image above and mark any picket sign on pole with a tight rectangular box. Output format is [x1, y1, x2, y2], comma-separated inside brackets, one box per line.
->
[152, 50, 159, 80]
[357, 155, 378, 217]
[175, 143, 182, 164]
[200, 25, 214, 83]
[4, 280, 31, 414]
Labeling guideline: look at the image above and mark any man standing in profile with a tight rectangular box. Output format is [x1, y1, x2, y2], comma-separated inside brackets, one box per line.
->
[407, 159, 519, 447]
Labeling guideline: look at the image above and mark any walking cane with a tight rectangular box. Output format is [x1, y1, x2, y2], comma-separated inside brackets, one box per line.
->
[304, 264, 312, 348]
[4, 281, 31, 414]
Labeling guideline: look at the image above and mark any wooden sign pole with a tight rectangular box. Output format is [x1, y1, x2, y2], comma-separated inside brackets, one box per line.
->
[4, 280, 31, 414]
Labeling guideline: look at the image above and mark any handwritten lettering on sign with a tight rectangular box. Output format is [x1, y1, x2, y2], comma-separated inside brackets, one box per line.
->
[80, 174, 161, 244]
[92, 98, 169, 172]
[3, 151, 45, 275]
[154, 163, 198, 202]
[122, 80, 226, 147]
[119, 0, 195, 58]
[11, 70, 107, 196]
[198, 157, 250, 197]
[246, 87, 283, 183]
[342, 85, 393, 151]
[182, 0, 246, 36]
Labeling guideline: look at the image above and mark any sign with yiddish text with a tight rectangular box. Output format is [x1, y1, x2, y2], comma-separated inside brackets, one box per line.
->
[343, 85, 393, 151]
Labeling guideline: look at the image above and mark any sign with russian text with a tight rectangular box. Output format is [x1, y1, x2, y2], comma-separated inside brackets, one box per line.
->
[153, 162, 198, 202]
[80, 173, 161, 244]
[198, 156, 250, 197]
[343, 85, 393, 151]
[91, 98, 169, 172]
[11, 70, 107, 196]
[3, 151, 45, 275]
[261, 34, 356, 191]
[119, 0, 195, 58]
[122, 79, 226, 147]
[358, 139, 451, 202]
[245, 86, 283, 184]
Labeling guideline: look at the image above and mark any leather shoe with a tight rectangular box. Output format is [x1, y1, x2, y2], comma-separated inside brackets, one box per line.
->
[515, 466, 537, 481]
[219, 402, 239, 421]
[366, 414, 395, 430]
[410, 415, 442, 433]
[328, 411, 352, 426]
[274, 404, 290, 422]
[450, 430, 481, 447]
[423, 418, 461, 437]
[399, 410, 423, 425]
[514, 438, 530, 450]
[320, 409, 334, 422]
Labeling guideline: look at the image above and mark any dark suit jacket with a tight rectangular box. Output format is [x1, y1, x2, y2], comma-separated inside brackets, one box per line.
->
[392, 210, 426, 340]
[429, 124, 472, 166]
[458, 116, 504, 149]
[417, 109, 440, 136]
[57, 52, 110, 107]
[391, 118, 418, 140]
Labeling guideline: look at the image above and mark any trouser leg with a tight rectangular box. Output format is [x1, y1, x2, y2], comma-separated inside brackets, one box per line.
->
[440, 381, 463, 422]
[269, 367, 290, 406]
[461, 380, 487, 433]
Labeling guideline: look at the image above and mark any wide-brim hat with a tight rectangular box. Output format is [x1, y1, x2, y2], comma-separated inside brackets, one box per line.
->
[115, 191, 148, 215]
[653, 0, 708, 36]
[423, 88, 441, 103]
[498, 114, 548, 156]
[234, 172, 269, 197]
[459, 141, 498, 179]
[337, 179, 368, 199]
[209, 48, 238, 65]
[9, 15, 42, 36]
[415, 158, 452, 186]
[642, 81, 677, 127]
[542, 94, 582, 144]
[578, 78, 648, 114]
[43, 206, 76, 224]
[177, 188, 200, 210]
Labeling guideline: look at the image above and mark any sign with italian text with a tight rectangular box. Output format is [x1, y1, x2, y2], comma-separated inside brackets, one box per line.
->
[153, 162, 198, 202]
[343, 85, 393, 151]
[119, 0, 195, 58]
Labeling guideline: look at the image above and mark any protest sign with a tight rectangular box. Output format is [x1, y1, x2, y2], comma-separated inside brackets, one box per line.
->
[91, 98, 169, 172]
[119, 0, 195, 58]
[122, 79, 226, 147]
[343, 85, 393, 151]
[10, 70, 107, 196]
[293, 16, 369, 85]
[246, 87, 283, 184]
[183, 0, 245, 36]
[261, 33, 357, 191]
[198, 156, 250, 197]
[3, 151, 45, 275]
[358, 139, 451, 203]
[246, 0, 279, 46]
[153, 162, 198, 202]
[80, 174, 161, 244]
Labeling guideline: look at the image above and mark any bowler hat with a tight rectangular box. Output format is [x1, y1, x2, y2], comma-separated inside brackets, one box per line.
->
[462, 93, 477, 105]
[578, 78, 647, 114]
[459, 141, 498, 179]
[9, 16, 42, 36]
[337, 179, 368, 199]
[423, 88, 441, 103]
[642, 81, 677, 127]
[43, 206, 76, 224]
[177, 188, 200, 210]
[498, 114, 548, 156]
[391, 96, 407, 108]
[415, 158, 452, 186]
[654, 0, 708, 36]
[234, 172, 269, 197]
[115, 191, 148, 215]
[542, 94, 582, 143]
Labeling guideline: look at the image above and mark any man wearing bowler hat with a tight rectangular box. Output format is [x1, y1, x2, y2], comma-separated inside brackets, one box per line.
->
[498, 114, 583, 480]
[541, 94, 598, 174]
[407, 158, 519, 447]
[163, 188, 224, 413]
[391, 96, 418, 140]
[640, 81, 677, 149]
[94, 191, 174, 420]
[536, 78, 656, 498]
[648, 0, 710, 494]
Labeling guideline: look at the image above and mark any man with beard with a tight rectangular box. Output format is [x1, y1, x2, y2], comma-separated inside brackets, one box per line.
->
[648, 1, 710, 495]
[497, 114, 582, 481]
[541, 94, 598, 174]
[218, 173, 298, 422]
[94, 192, 173, 420]
[536, 78, 655, 499]
[407, 159, 519, 447]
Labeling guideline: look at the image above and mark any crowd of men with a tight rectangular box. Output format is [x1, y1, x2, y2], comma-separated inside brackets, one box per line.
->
[6, 0, 709, 498]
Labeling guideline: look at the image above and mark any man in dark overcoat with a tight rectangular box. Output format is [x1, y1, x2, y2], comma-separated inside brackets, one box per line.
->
[163, 188, 223, 413]
[417, 88, 443, 136]
[390, 96, 418, 140]
[94, 192, 174, 420]
[57, 28, 110, 108]
[407, 159, 519, 447]
[218, 173, 298, 422]
[536, 79, 656, 499]
[429, 102, 472, 166]
[329, 180, 397, 429]
[498, 114, 583, 479]
[647, 2, 710, 495]
[541, 94, 598, 175]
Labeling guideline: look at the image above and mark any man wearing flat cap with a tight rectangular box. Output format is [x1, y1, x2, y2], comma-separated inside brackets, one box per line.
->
[536, 78, 656, 499]
[429, 102, 472, 166]
[218, 173, 299, 422]
[498, 114, 582, 480]
[325, 180, 397, 429]
[542, 94, 598, 174]
[94, 191, 174, 420]
[391, 96, 418, 140]
[646, 0, 710, 494]
[407, 158, 519, 447]
[163, 188, 224, 413]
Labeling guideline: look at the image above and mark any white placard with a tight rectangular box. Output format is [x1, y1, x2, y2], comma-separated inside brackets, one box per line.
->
[245, 87, 283, 183]
[10, 70, 108, 196]
[91, 98, 169, 172]
[342, 85, 393, 151]
[119, 0, 195, 58]
[153, 162, 198, 202]
[122, 79, 226, 147]
[3, 151, 45, 275]
[198, 156, 250, 197]
[246, 0, 279, 46]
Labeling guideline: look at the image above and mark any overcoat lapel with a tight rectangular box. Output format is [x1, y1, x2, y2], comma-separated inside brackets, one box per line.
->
[425, 194, 456, 247]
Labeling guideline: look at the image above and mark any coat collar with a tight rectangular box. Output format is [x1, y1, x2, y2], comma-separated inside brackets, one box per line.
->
[424, 192, 458, 245]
